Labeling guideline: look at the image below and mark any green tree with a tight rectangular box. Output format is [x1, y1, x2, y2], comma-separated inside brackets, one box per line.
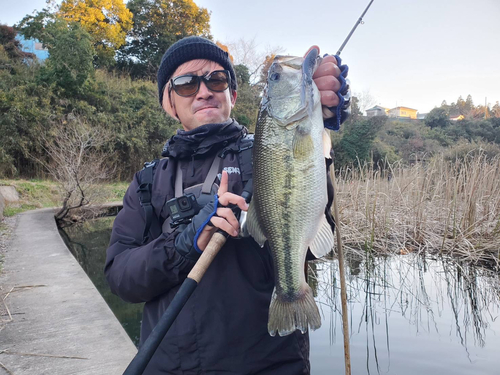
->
[465, 94, 474, 115]
[234, 64, 250, 86]
[231, 64, 260, 130]
[425, 107, 449, 129]
[21, 16, 95, 96]
[118, 0, 211, 80]
[335, 116, 386, 166]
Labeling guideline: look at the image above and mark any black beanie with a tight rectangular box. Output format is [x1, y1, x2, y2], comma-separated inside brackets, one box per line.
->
[157, 36, 237, 105]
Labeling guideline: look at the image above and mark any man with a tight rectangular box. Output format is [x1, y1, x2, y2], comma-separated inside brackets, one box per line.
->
[105, 36, 350, 374]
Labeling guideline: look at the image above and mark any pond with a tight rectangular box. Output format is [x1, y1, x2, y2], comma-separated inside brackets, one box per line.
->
[60, 217, 500, 375]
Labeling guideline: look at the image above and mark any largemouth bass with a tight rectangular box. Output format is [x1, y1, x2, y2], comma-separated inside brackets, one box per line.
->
[246, 48, 335, 336]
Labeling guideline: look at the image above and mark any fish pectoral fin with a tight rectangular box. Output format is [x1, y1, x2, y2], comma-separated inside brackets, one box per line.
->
[323, 129, 332, 159]
[246, 203, 267, 247]
[292, 131, 314, 159]
[309, 215, 335, 258]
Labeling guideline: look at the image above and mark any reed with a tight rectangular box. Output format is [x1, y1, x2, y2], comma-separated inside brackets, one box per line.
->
[335, 151, 500, 267]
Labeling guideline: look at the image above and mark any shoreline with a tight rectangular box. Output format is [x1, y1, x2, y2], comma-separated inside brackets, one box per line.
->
[0, 208, 136, 374]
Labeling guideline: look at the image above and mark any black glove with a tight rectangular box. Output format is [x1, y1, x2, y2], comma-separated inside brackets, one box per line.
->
[173, 195, 218, 261]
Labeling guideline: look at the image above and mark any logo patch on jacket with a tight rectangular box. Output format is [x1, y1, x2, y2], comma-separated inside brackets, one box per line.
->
[217, 166, 241, 181]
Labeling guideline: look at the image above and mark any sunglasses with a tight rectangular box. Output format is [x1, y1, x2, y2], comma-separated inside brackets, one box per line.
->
[169, 70, 231, 97]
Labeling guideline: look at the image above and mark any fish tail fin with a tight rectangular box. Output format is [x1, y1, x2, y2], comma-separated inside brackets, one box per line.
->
[268, 285, 321, 337]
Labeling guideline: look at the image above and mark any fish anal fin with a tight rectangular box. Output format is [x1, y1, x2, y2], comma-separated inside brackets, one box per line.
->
[246, 202, 267, 247]
[309, 215, 334, 259]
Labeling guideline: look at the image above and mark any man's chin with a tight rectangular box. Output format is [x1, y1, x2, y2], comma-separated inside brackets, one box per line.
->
[194, 112, 228, 126]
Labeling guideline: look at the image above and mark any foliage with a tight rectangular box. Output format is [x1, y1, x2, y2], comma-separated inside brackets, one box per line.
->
[231, 64, 260, 130]
[0, 24, 35, 61]
[334, 116, 386, 165]
[117, 0, 211, 79]
[0, 42, 178, 180]
[425, 107, 449, 129]
[441, 140, 500, 163]
[216, 41, 233, 62]
[234, 64, 250, 86]
[58, 0, 133, 67]
[0, 178, 128, 216]
[18, 12, 96, 95]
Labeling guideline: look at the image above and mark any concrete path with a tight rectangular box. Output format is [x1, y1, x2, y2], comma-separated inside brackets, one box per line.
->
[0, 209, 137, 375]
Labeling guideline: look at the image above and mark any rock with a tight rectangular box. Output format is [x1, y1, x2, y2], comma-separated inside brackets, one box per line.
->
[0, 186, 20, 203]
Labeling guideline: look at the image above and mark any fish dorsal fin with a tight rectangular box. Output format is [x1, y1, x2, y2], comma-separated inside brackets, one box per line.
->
[309, 215, 335, 258]
[246, 202, 267, 247]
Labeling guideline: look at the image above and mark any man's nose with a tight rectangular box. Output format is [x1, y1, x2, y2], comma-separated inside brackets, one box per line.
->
[195, 81, 213, 99]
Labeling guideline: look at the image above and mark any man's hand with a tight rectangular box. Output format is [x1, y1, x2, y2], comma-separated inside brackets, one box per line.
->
[196, 171, 248, 251]
[304, 45, 343, 119]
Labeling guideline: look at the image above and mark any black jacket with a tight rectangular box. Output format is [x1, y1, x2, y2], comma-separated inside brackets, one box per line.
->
[105, 120, 311, 374]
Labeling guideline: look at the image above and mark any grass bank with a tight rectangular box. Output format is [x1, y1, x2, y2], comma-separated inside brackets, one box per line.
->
[335, 152, 500, 268]
[0, 179, 129, 217]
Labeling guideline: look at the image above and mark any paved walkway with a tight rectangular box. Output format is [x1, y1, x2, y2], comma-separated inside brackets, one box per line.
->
[0, 209, 137, 375]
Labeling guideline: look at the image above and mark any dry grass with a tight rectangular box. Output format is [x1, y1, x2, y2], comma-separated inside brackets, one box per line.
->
[334, 151, 500, 268]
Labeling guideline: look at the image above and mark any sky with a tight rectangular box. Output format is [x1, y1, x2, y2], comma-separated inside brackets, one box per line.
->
[2, 0, 499, 114]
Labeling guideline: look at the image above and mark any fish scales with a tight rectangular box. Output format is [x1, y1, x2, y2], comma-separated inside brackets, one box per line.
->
[246, 49, 335, 337]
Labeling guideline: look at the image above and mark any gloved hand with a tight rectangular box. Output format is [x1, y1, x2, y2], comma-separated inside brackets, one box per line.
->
[305, 46, 351, 131]
[174, 171, 247, 260]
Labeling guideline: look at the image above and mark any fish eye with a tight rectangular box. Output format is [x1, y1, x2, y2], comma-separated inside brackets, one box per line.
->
[270, 72, 280, 81]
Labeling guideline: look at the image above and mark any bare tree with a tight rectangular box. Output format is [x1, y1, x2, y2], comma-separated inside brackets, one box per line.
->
[354, 89, 378, 115]
[36, 115, 113, 224]
[225, 37, 285, 84]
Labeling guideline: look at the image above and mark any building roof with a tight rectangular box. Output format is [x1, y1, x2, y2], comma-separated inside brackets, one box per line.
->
[366, 106, 389, 111]
[390, 106, 418, 111]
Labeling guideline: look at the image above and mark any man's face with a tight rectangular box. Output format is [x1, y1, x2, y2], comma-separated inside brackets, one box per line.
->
[162, 60, 237, 131]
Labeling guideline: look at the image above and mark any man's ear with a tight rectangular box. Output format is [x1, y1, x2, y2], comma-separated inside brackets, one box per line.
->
[162, 88, 179, 120]
[230, 90, 237, 108]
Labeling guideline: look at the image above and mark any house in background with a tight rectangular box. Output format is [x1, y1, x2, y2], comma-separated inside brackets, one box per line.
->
[388, 106, 418, 119]
[417, 113, 428, 120]
[15, 33, 49, 61]
[450, 114, 465, 121]
[366, 106, 389, 117]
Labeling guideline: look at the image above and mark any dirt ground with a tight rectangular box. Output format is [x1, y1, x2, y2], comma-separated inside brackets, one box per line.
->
[0, 215, 18, 335]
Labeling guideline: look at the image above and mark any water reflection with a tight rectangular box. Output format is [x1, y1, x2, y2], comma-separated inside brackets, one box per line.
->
[61, 218, 500, 374]
[309, 253, 500, 374]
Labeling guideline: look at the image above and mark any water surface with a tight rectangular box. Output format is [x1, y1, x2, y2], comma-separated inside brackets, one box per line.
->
[60, 218, 500, 375]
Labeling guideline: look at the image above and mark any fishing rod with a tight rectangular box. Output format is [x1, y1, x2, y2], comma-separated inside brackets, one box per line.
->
[332, 4, 376, 374]
[123, 180, 253, 375]
[336, 0, 375, 56]
[329, 159, 351, 375]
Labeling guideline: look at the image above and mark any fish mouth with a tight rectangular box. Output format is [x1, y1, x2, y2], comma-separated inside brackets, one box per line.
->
[302, 47, 319, 84]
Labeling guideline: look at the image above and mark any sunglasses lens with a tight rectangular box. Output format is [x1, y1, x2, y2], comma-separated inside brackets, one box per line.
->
[173, 75, 199, 96]
[205, 71, 229, 92]
[171, 70, 230, 97]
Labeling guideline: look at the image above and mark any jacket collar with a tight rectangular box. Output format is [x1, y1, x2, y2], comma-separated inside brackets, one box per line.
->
[161, 119, 246, 159]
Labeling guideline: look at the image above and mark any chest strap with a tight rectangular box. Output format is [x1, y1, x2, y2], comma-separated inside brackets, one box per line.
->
[174, 156, 222, 197]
